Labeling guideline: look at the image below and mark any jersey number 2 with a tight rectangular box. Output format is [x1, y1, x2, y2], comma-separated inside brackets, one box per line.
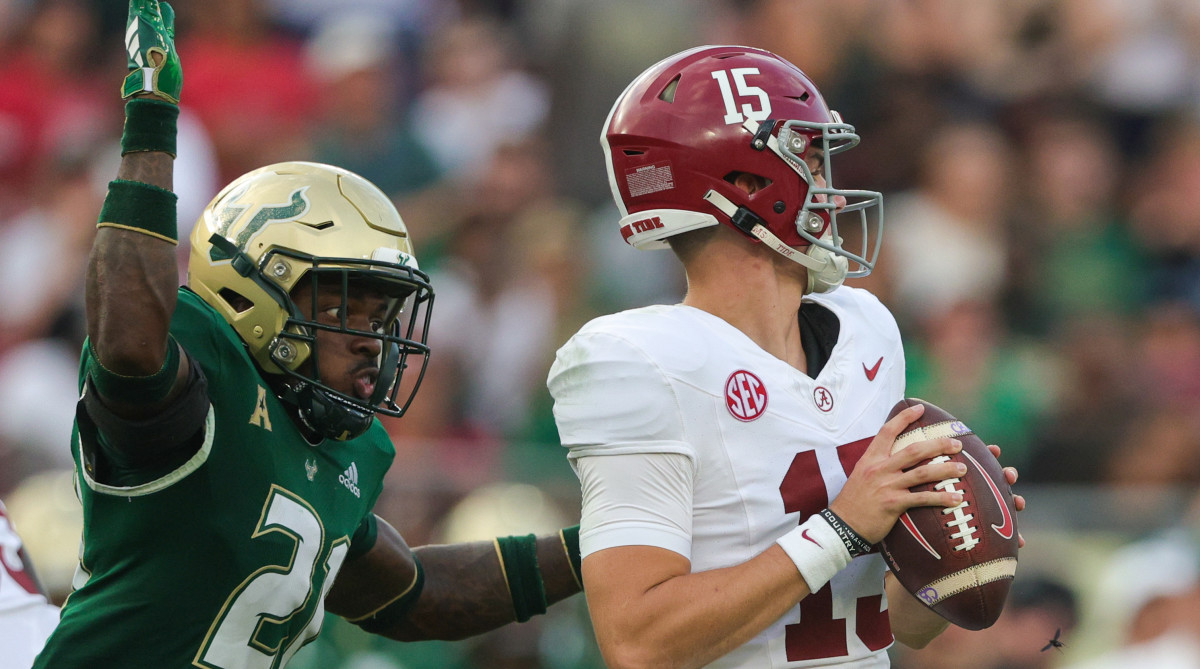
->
[778, 438, 892, 661]
[197, 485, 348, 669]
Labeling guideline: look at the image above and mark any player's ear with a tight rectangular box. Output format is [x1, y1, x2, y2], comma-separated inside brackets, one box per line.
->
[730, 172, 768, 195]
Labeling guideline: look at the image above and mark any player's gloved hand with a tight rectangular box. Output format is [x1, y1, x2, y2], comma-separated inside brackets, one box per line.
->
[121, 0, 181, 104]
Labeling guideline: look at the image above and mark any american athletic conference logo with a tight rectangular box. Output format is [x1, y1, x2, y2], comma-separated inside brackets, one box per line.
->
[726, 370, 767, 421]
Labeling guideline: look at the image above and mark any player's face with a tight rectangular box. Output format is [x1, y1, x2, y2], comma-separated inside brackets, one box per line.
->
[290, 279, 399, 403]
[804, 149, 847, 211]
[734, 151, 848, 212]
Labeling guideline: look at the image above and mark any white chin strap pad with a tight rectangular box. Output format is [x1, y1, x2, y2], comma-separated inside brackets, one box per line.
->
[702, 190, 847, 293]
[803, 243, 848, 294]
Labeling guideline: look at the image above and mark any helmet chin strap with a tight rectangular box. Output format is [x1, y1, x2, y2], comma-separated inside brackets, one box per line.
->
[279, 380, 374, 442]
[804, 242, 850, 294]
[702, 190, 847, 293]
[273, 341, 401, 443]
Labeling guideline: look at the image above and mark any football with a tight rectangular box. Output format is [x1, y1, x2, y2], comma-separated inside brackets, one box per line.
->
[878, 398, 1019, 630]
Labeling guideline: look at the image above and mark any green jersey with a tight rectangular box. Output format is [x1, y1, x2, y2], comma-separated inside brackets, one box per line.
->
[35, 289, 396, 669]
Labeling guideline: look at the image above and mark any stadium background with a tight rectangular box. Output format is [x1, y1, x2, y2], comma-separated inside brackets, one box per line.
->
[2, 0, 1199, 667]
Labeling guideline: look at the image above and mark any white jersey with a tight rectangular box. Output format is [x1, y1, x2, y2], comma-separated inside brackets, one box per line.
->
[0, 500, 59, 669]
[549, 286, 905, 668]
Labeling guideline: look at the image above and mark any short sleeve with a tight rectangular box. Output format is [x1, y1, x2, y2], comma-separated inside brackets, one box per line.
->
[547, 329, 694, 461]
[347, 513, 378, 561]
[169, 288, 238, 385]
[575, 451, 695, 559]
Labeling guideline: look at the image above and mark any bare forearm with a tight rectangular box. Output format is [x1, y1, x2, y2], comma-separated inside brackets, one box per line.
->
[117, 147, 173, 189]
[86, 151, 177, 375]
[886, 573, 949, 649]
[378, 534, 582, 642]
[588, 545, 810, 669]
[392, 542, 511, 640]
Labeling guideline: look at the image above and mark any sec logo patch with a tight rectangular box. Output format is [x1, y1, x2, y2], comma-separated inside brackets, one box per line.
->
[726, 370, 767, 421]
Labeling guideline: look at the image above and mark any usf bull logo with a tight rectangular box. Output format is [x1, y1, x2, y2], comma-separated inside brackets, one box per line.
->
[208, 186, 312, 263]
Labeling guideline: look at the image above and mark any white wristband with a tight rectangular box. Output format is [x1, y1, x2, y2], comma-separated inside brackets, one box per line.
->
[776, 513, 853, 592]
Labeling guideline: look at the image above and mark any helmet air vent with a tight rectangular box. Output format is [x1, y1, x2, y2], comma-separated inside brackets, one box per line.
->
[217, 288, 253, 313]
[722, 172, 772, 189]
[658, 75, 680, 103]
[297, 219, 335, 230]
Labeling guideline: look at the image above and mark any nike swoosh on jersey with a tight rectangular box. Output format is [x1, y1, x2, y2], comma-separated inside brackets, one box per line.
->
[963, 450, 1015, 540]
[863, 357, 883, 381]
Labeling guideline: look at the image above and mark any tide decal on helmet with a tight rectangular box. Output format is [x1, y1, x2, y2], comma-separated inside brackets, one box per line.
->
[208, 186, 312, 263]
[619, 215, 664, 243]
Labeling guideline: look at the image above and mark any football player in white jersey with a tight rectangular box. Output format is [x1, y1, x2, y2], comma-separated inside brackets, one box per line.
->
[0, 499, 60, 669]
[548, 45, 1024, 668]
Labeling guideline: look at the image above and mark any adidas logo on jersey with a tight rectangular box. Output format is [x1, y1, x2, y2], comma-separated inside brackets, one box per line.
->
[339, 463, 361, 498]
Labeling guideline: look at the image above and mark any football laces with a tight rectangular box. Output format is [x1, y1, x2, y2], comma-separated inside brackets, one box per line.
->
[930, 455, 981, 551]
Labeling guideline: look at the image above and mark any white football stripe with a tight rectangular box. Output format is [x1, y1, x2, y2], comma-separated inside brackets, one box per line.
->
[891, 420, 973, 454]
[125, 22, 143, 66]
[914, 557, 1017, 606]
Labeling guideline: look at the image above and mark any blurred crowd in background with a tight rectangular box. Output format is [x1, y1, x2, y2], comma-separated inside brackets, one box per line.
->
[2, 0, 1200, 667]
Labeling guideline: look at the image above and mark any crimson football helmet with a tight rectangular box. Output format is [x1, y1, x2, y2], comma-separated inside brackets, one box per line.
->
[602, 45, 883, 293]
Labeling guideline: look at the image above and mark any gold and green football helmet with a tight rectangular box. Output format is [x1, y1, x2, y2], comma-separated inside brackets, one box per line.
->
[188, 161, 433, 440]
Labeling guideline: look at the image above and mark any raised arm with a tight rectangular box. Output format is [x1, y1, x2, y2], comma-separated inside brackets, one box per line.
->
[325, 516, 583, 641]
[86, 0, 188, 417]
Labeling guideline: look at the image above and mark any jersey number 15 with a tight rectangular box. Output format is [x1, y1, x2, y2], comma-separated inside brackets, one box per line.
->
[779, 438, 892, 662]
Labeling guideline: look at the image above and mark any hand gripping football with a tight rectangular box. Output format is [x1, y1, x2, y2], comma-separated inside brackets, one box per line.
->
[878, 398, 1019, 630]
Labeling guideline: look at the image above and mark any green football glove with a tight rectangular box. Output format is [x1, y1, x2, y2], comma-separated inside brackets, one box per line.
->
[121, 0, 181, 104]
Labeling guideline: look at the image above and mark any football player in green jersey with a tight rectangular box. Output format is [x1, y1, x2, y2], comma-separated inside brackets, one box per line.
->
[33, 2, 582, 667]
